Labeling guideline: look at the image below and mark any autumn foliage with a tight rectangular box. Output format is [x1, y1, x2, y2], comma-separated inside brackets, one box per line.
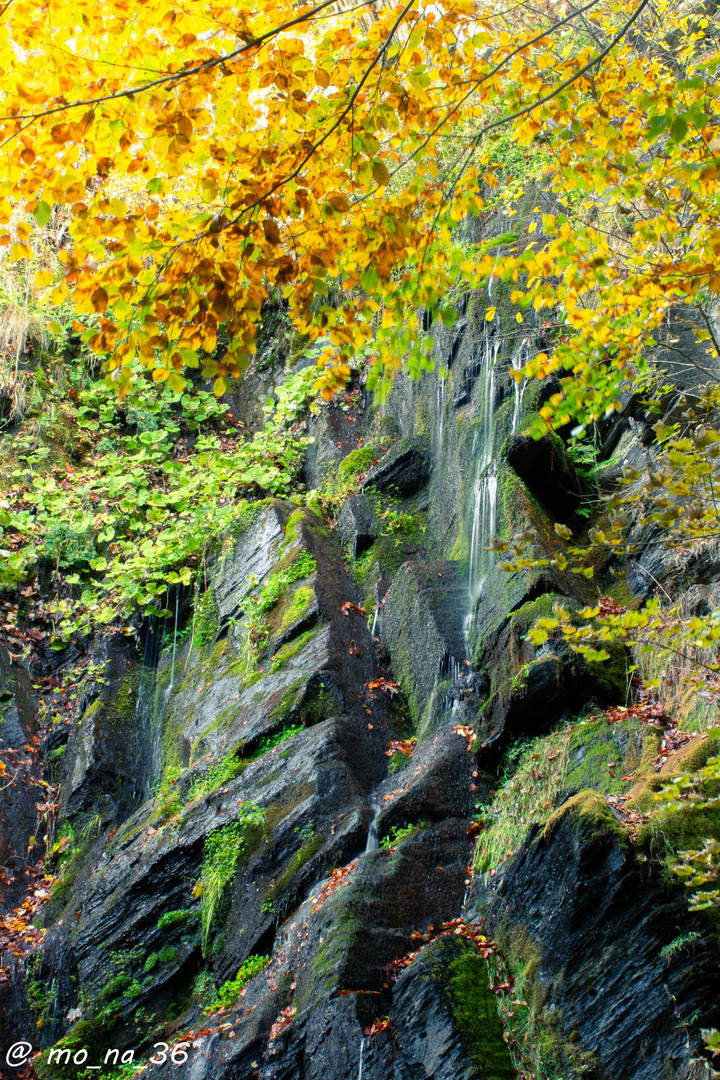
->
[0, 0, 715, 410]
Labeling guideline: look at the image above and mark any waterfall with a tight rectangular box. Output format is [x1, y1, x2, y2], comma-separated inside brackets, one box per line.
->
[168, 588, 180, 694]
[364, 789, 381, 853]
[358, 1037, 365, 1080]
[467, 325, 499, 611]
[511, 338, 529, 433]
[436, 369, 445, 451]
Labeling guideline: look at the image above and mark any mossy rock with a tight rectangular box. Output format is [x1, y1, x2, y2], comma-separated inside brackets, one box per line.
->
[565, 716, 659, 797]
[35, 1019, 111, 1080]
[539, 789, 630, 849]
[392, 935, 516, 1080]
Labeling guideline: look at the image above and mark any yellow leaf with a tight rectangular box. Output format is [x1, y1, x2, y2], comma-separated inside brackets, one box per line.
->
[10, 242, 32, 261]
[167, 372, 185, 393]
[372, 160, 390, 187]
[51, 280, 68, 304]
[152, 367, 170, 382]
[34, 269, 54, 289]
[486, 307, 496, 322]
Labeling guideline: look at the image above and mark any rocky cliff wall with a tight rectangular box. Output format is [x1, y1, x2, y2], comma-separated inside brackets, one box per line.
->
[1, 258, 720, 1080]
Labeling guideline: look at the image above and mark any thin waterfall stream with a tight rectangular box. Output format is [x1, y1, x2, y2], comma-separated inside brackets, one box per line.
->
[364, 789, 381, 853]
[467, 324, 499, 620]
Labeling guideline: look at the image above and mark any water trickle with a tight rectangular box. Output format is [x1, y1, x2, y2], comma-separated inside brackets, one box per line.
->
[511, 338, 529, 433]
[358, 1036, 365, 1080]
[487, 249, 501, 303]
[467, 326, 499, 611]
[365, 789, 381, 853]
[436, 369, 446, 450]
[371, 605, 379, 639]
[168, 588, 180, 695]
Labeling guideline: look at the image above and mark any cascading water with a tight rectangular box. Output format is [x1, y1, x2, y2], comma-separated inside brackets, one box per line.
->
[467, 324, 499, 614]
[511, 338, 529, 433]
[139, 584, 185, 797]
[364, 789, 381, 853]
[358, 1037, 365, 1080]
[436, 369, 446, 451]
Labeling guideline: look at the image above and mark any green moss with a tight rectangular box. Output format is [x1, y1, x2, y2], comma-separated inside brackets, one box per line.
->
[143, 945, 177, 973]
[282, 507, 306, 549]
[268, 678, 337, 729]
[447, 948, 517, 1080]
[338, 443, 383, 483]
[35, 1020, 110, 1080]
[540, 789, 630, 848]
[270, 626, 319, 672]
[197, 804, 267, 954]
[565, 717, 657, 797]
[25, 951, 54, 1030]
[266, 827, 324, 903]
[207, 954, 271, 1012]
[45, 814, 103, 917]
[188, 750, 247, 802]
[269, 679, 306, 725]
[157, 908, 190, 931]
[189, 702, 243, 765]
[279, 584, 315, 630]
[101, 973, 132, 1001]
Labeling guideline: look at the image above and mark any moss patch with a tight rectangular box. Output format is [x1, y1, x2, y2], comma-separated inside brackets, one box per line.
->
[447, 946, 517, 1080]
[539, 789, 630, 849]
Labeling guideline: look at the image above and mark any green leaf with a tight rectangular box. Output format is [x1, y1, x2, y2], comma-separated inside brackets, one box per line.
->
[670, 115, 688, 142]
[34, 200, 52, 227]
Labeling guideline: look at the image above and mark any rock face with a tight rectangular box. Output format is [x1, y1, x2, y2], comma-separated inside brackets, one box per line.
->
[470, 791, 720, 1080]
[4, 269, 720, 1080]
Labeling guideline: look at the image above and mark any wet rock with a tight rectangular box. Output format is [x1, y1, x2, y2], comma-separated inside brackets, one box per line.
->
[505, 433, 583, 524]
[138, 820, 470, 1080]
[475, 596, 626, 747]
[392, 936, 516, 1080]
[470, 789, 720, 1080]
[304, 402, 366, 491]
[374, 722, 476, 838]
[335, 493, 379, 557]
[209, 502, 286, 627]
[0, 651, 38, 908]
[379, 560, 469, 733]
[363, 437, 430, 498]
[59, 635, 144, 821]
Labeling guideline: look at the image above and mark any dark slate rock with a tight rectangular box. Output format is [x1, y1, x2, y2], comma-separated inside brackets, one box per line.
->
[505, 432, 583, 524]
[209, 502, 286, 626]
[139, 820, 471, 1080]
[336, 493, 380, 557]
[303, 400, 367, 491]
[470, 790, 720, 1080]
[378, 560, 470, 732]
[363, 438, 430, 498]
[392, 936, 515, 1080]
[59, 634, 146, 821]
[374, 722, 476, 839]
[0, 653, 38, 907]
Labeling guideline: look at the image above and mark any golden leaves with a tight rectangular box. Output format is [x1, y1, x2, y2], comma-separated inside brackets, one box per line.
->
[91, 287, 109, 313]
[0, 0, 712, 405]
